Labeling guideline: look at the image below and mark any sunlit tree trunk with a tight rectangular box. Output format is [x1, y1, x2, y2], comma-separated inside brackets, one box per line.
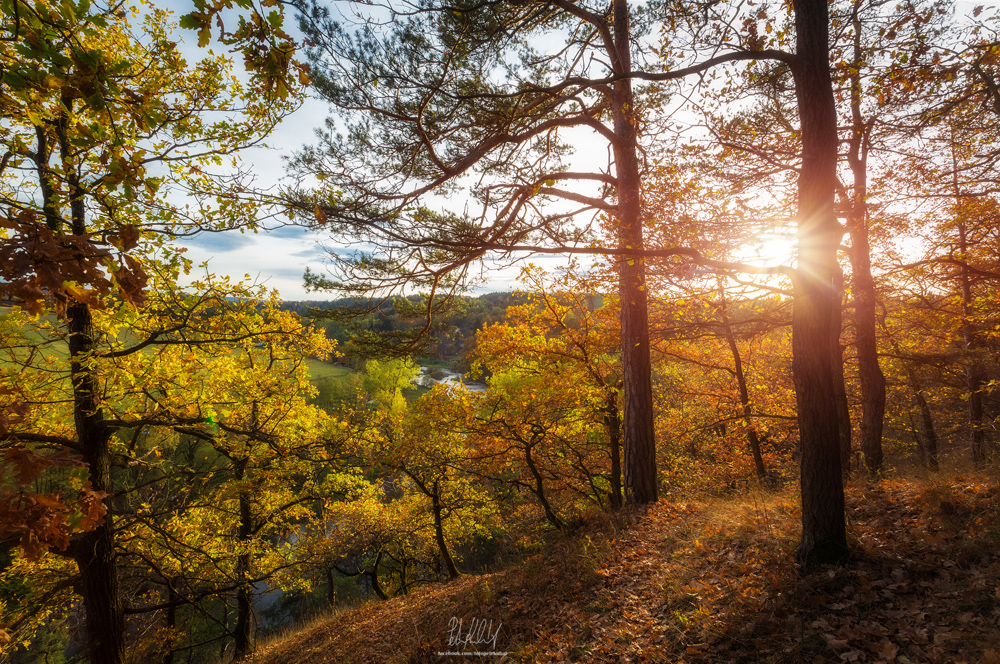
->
[791, 0, 848, 566]
[42, 99, 127, 664]
[611, 0, 657, 506]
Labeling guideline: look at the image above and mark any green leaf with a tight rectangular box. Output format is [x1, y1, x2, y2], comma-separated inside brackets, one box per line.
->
[178, 13, 201, 30]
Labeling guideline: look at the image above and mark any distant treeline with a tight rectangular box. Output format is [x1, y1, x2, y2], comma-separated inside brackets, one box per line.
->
[280, 292, 531, 367]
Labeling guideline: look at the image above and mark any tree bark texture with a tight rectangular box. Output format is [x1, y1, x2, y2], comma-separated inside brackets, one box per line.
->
[37, 96, 127, 664]
[68, 301, 125, 664]
[790, 0, 849, 566]
[611, 0, 657, 505]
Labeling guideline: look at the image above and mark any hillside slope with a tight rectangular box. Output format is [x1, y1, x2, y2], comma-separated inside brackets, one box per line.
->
[251, 476, 1000, 664]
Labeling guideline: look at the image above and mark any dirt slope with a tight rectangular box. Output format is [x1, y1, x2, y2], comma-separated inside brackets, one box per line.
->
[251, 475, 1000, 664]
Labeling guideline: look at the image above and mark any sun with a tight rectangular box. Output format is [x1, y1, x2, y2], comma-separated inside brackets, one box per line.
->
[749, 230, 797, 267]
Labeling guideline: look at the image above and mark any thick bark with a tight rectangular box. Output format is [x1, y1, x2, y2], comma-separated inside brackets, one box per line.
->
[431, 482, 460, 580]
[604, 390, 623, 509]
[791, 0, 848, 566]
[718, 286, 767, 478]
[68, 301, 125, 664]
[610, 0, 657, 506]
[51, 94, 126, 664]
[846, 3, 886, 474]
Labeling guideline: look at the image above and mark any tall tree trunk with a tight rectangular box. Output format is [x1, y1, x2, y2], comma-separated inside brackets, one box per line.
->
[605, 389, 624, 508]
[846, 2, 886, 474]
[717, 284, 767, 478]
[67, 303, 125, 664]
[948, 131, 989, 465]
[49, 94, 126, 664]
[68, 305, 125, 664]
[610, 0, 657, 505]
[431, 482, 460, 580]
[791, 0, 849, 566]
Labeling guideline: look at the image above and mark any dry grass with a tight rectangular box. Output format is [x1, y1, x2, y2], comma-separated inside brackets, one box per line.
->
[250, 470, 1000, 664]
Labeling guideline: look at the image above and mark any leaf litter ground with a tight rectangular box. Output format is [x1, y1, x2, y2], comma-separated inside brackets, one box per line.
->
[250, 473, 1000, 664]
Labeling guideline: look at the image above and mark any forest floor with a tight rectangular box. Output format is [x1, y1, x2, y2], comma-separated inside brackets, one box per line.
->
[249, 471, 1000, 664]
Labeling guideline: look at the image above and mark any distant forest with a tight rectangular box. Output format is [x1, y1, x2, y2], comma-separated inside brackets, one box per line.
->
[280, 292, 537, 370]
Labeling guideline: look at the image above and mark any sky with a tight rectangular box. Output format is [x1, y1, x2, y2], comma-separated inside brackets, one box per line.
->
[173, 98, 342, 301]
[166, 4, 578, 302]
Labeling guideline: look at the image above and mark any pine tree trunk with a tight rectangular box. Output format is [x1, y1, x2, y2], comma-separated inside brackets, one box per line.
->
[791, 0, 849, 566]
[611, 0, 657, 505]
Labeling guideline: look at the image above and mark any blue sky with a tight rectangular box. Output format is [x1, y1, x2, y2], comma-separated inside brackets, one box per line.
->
[162, 1, 596, 300]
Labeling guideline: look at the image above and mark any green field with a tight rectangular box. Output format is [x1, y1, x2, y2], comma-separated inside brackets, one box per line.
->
[306, 359, 352, 381]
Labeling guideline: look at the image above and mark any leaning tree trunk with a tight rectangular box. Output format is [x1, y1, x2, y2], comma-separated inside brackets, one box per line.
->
[610, 0, 657, 505]
[718, 285, 767, 478]
[431, 482, 460, 580]
[790, 0, 849, 566]
[911, 381, 940, 471]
